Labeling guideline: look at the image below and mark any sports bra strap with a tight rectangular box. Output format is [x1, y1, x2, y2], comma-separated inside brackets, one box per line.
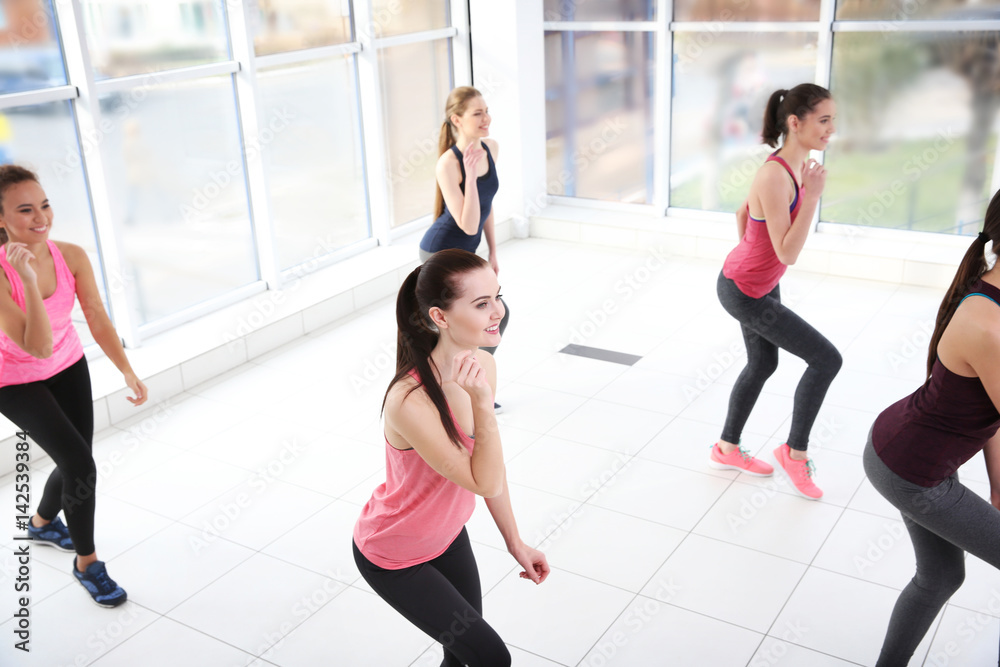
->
[959, 292, 1000, 307]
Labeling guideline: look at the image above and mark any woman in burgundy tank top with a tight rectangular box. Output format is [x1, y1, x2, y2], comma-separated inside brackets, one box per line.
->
[713, 84, 842, 500]
[864, 189, 1000, 666]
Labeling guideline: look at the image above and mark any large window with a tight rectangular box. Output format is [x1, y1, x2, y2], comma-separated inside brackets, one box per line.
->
[0, 0, 461, 344]
[544, 0, 1000, 238]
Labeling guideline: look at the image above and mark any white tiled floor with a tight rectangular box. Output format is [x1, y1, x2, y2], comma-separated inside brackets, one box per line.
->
[0, 237, 995, 666]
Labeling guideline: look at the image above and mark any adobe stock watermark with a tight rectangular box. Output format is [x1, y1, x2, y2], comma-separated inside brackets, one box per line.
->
[887, 318, 933, 373]
[53, 71, 165, 178]
[854, 128, 958, 228]
[853, 520, 906, 575]
[247, 568, 352, 662]
[180, 107, 295, 223]
[222, 232, 344, 348]
[567, 245, 671, 345]
[523, 115, 629, 218]
[924, 588, 1000, 667]
[582, 578, 681, 666]
[750, 620, 809, 666]
[189, 438, 306, 554]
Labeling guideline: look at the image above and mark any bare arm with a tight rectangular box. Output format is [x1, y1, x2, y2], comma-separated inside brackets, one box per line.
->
[387, 350, 504, 497]
[62, 242, 147, 405]
[0, 243, 52, 358]
[436, 143, 486, 236]
[758, 160, 825, 265]
[735, 199, 748, 240]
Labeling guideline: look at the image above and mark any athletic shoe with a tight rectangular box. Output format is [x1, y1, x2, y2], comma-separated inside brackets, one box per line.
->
[26, 515, 74, 552]
[494, 402, 504, 415]
[708, 443, 774, 477]
[72, 558, 128, 608]
[773, 443, 823, 500]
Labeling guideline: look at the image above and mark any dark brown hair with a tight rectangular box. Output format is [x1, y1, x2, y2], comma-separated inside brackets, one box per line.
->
[433, 86, 483, 220]
[384, 248, 491, 447]
[761, 83, 832, 148]
[925, 189, 1000, 384]
[0, 165, 40, 245]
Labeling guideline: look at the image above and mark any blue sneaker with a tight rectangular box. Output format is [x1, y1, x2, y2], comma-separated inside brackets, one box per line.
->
[72, 558, 128, 608]
[27, 516, 74, 552]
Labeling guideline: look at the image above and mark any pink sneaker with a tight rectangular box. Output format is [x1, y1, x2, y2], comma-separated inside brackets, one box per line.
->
[773, 444, 823, 500]
[708, 443, 774, 477]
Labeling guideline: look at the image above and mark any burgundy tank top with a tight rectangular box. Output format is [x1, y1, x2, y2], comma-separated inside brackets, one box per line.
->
[872, 279, 1000, 486]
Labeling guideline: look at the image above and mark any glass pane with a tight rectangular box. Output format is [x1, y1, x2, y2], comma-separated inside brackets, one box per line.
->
[0, 0, 67, 94]
[82, 0, 229, 79]
[253, 0, 351, 56]
[824, 32, 999, 235]
[370, 0, 447, 38]
[545, 31, 655, 204]
[258, 57, 369, 270]
[836, 0, 1000, 20]
[669, 32, 818, 213]
[674, 0, 819, 21]
[379, 38, 452, 228]
[543, 0, 655, 21]
[0, 101, 102, 346]
[98, 75, 257, 325]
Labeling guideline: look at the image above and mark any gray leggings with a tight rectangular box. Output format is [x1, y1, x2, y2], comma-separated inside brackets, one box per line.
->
[717, 272, 842, 451]
[420, 248, 509, 356]
[863, 434, 1000, 666]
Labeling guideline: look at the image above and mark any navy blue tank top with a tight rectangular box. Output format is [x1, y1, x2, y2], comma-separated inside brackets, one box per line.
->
[420, 143, 499, 254]
[873, 279, 1000, 486]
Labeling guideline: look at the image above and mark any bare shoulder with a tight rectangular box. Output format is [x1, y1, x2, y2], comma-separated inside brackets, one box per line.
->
[483, 138, 500, 159]
[52, 241, 88, 271]
[385, 374, 433, 419]
[473, 348, 496, 373]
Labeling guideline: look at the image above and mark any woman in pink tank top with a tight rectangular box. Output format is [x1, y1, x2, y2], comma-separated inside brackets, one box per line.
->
[353, 249, 548, 667]
[0, 165, 147, 608]
[713, 84, 842, 500]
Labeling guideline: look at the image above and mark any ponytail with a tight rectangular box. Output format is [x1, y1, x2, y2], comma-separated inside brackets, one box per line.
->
[432, 86, 483, 220]
[761, 83, 831, 148]
[433, 120, 455, 219]
[382, 249, 490, 448]
[925, 192, 1000, 384]
[762, 89, 789, 148]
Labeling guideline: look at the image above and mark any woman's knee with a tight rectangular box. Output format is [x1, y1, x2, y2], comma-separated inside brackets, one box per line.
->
[809, 344, 842, 379]
[748, 347, 779, 379]
[915, 561, 965, 600]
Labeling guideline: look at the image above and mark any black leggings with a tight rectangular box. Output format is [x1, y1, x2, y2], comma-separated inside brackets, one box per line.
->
[0, 357, 96, 555]
[717, 272, 842, 451]
[353, 528, 511, 667]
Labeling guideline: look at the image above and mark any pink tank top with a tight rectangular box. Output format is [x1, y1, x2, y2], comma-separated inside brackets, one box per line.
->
[0, 241, 85, 387]
[722, 153, 803, 298]
[354, 374, 477, 570]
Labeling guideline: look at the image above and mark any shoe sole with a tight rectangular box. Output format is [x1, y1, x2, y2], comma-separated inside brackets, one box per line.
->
[28, 536, 75, 552]
[707, 459, 774, 477]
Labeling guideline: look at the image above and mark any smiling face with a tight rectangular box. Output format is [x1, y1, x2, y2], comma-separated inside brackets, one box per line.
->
[0, 180, 52, 243]
[431, 266, 504, 348]
[789, 97, 836, 152]
[451, 95, 491, 143]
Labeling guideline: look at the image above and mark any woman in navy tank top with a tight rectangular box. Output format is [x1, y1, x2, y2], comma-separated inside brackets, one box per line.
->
[420, 87, 509, 410]
[713, 84, 842, 499]
[864, 190, 1000, 665]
